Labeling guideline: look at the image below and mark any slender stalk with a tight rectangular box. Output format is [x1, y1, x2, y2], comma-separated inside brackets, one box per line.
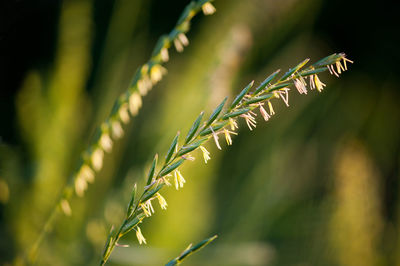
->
[99, 53, 353, 264]
[25, 1, 216, 263]
[165, 235, 218, 265]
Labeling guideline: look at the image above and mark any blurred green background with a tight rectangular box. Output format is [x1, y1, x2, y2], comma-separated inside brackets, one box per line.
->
[1, 0, 399, 265]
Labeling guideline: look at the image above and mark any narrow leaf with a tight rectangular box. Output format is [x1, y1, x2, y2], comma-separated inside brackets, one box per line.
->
[204, 97, 227, 128]
[177, 137, 208, 157]
[126, 184, 137, 218]
[244, 94, 273, 105]
[254, 69, 281, 94]
[199, 121, 228, 136]
[279, 58, 310, 81]
[146, 154, 158, 185]
[190, 234, 218, 253]
[165, 235, 218, 266]
[101, 225, 116, 262]
[299, 67, 327, 77]
[268, 82, 292, 92]
[141, 184, 164, 202]
[165, 132, 180, 164]
[121, 213, 145, 236]
[222, 108, 250, 119]
[185, 112, 204, 144]
[159, 159, 185, 177]
[230, 80, 254, 109]
[312, 53, 342, 67]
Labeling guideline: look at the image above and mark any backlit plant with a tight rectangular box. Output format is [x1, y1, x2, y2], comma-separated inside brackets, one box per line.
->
[100, 52, 352, 264]
[22, 0, 354, 265]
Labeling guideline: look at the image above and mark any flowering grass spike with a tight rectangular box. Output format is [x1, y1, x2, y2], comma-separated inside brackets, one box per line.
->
[99, 53, 352, 265]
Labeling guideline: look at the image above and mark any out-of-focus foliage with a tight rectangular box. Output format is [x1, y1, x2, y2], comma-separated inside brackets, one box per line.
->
[0, 0, 399, 265]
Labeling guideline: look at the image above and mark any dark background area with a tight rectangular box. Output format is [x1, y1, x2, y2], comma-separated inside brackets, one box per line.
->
[1, 1, 397, 140]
